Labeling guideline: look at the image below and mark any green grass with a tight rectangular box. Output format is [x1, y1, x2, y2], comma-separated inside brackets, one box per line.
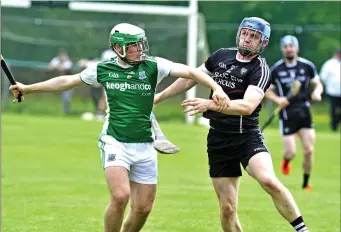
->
[2, 113, 340, 232]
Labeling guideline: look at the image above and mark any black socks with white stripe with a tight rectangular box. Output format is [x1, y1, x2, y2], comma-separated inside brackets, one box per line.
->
[291, 216, 309, 232]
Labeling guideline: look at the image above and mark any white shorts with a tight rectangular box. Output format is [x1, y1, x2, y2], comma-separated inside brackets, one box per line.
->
[99, 135, 157, 184]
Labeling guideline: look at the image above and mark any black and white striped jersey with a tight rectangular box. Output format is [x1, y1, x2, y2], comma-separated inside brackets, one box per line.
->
[201, 48, 271, 132]
[270, 57, 319, 119]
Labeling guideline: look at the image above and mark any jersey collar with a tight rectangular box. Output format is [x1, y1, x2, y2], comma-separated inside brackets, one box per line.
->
[285, 60, 297, 68]
[235, 53, 259, 63]
[236, 55, 252, 63]
[114, 57, 134, 69]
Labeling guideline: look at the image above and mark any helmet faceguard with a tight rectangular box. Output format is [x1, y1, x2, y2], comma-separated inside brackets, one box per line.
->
[110, 23, 149, 66]
[236, 17, 271, 56]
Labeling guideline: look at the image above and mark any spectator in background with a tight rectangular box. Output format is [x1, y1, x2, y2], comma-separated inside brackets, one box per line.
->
[77, 57, 104, 120]
[48, 49, 73, 114]
[320, 49, 341, 131]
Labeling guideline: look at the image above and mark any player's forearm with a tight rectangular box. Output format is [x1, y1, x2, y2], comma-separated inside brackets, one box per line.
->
[188, 68, 220, 91]
[26, 74, 81, 94]
[158, 78, 196, 102]
[97, 88, 107, 112]
[208, 99, 254, 115]
[265, 88, 281, 104]
[312, 81, 324, 95]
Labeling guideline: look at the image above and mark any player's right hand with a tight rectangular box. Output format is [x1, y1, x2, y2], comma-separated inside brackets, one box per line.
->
[276, 97, 290, 108]
[212, 87, 230, 111]
[9, 82, 27, 97]
[153, 93, 163, 109]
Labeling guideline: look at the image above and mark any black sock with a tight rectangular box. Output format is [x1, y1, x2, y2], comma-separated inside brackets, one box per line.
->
[303, 173, 310, 188]
[290, 216, 309, 231]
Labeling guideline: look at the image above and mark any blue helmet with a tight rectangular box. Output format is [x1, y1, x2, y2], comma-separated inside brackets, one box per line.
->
[280, 35, 299, 49]
[236, 17, 271, 56]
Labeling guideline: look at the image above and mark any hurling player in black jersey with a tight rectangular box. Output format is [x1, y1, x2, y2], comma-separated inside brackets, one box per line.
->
[155, 18, 309, 232]
[265, 35, 323, 191]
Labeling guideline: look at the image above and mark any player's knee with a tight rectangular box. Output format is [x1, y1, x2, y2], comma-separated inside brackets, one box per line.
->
[220, 200, 237, 219]
[259, 175, 282, 193]
[303, 146, 313, 156]
[284, 149, 296, 158]
[131, 201, 154, 215]
[110, 191, 130, 208]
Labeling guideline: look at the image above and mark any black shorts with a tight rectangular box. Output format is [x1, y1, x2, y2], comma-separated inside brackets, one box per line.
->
[280, 107, 314, 136]
[207, 128, 269, 178]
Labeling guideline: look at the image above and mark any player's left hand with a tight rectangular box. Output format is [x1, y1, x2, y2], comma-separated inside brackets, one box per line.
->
[212, 87, 230, 111]
[181, 98, 212, 116]
[311, 90, 322, 101]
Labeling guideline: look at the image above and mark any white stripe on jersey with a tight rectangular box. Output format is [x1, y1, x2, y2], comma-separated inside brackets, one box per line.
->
[257, 57, 270, 90]
[298, 57, 320, 81]
[298, 57, 317, 72]
[275, 78, 288, 119]
[262, 59, 270, 89]
[239, 116, 243, 133]
[270, 59, 284, 72]
[257, 57, 265, 89]
[274, 79, 284, 97]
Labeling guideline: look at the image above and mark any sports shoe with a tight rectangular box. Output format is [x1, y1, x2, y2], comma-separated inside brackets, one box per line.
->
[303, 185, 312, 191]
[281, 159, 291, 175]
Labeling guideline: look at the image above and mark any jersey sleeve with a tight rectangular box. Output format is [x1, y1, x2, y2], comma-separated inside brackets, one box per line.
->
[155, 57, 174, 84]
[203, 48, 223, 75]
[307, 61, 320, 83]
[199, 63, 212, 75]
[269, 66, 278, 89]
[79, 62, 98, 85]
[249, 58, 271, 96]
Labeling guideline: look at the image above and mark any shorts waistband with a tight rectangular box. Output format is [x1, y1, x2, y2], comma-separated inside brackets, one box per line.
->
[209, 120, 259, 134]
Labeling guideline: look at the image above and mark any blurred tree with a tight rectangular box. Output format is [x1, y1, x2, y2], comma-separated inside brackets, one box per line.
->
[1, 1, 340, 70]
[199, 1, 340, 68]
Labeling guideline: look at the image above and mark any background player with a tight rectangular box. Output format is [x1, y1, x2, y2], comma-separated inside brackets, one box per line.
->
[265, 35, 323, 190]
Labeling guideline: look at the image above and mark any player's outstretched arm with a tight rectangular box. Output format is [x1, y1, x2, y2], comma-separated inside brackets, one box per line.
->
[169, 63, 230, 109]
[9, 74, 86, 97]
[98, 88, 107, 112]
[154, 78, 196, 105]
[182, 86, 264, 116]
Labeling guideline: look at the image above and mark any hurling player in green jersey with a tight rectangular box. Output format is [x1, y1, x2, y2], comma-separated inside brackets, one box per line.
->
[10, 23, 230, 232]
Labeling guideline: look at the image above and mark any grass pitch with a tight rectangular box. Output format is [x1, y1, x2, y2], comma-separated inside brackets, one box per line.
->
[2, 113, 340, 231]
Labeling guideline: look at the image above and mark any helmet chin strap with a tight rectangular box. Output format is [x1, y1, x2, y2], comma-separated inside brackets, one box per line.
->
[122, 57, 143, 66]
[113, 47, 143, 66]
[238, 47, 255, 57]
[238, 46, 259, 57]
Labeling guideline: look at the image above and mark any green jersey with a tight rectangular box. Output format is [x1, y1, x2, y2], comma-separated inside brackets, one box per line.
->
[80, 55, 173, 143]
